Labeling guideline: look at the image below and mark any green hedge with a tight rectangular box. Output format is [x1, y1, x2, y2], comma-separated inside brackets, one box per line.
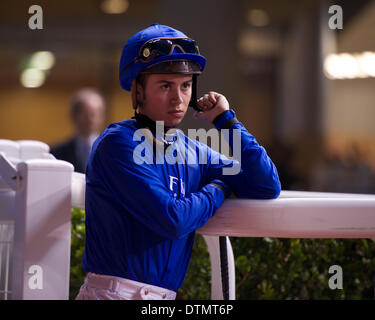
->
[70, 208, 87, 300]
[70, 208, 375, 300]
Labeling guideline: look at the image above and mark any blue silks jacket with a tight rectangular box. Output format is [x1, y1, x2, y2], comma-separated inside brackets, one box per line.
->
[82, 109, 281, 291]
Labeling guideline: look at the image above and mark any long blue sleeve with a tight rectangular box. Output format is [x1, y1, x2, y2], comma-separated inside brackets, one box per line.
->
[205, 109, 281, 199]
[82, 119, 231, 290]
[93, 131, 227, 240]
[82, 113, 278, 291]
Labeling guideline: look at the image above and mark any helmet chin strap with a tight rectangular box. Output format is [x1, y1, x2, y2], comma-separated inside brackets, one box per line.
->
[131, 79, 138, 114]
[132, 78, 145, 118]
[189, 74, 203, 112]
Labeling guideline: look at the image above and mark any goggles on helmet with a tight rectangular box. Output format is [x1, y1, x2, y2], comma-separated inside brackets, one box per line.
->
[141, 60, 202, 74]
[120, 37, 200, 75]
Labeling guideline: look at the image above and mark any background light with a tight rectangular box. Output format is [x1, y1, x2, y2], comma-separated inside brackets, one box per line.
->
[19, 51, 55, 88]
[20, 68, 46, 88]
[101, 0, 129, 14]
[247, 9, 270, 27]
[324, 52, 375, 79]
[30, 51, 55, 70]
[357, 51, 375, 77]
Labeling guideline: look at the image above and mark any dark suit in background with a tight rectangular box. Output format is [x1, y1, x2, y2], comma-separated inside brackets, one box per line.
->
[49, 88, 106, 174]
[51, 137, 86, 173]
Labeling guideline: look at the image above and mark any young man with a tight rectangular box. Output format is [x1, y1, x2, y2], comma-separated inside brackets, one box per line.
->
[50, 88, 106, 173]
[76, 24, 281, 300]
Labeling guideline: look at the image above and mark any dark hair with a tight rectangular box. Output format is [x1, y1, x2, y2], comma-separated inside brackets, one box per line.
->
[136, 73, 149, 89]
[134, 74, 150, 109]
[70, 88, 105, 118]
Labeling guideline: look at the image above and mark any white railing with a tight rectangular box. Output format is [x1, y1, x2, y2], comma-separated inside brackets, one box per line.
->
[72, 172, 375, 300]
[198, 190, 375, 300]
[198, 191, 375, 238]
[2, 139, 375, 300]
[0, 139, 73, 300]
[0, 222, 13, 300]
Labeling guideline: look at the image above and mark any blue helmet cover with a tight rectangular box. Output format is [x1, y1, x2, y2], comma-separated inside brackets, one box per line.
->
[119, 24, 207, 91]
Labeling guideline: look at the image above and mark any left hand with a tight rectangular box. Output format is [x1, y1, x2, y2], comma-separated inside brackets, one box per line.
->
[193, 91, 230, 123]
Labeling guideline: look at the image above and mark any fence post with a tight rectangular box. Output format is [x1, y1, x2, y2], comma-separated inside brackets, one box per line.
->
[12, 159, 73, 299]
[203, 235, 236, 300]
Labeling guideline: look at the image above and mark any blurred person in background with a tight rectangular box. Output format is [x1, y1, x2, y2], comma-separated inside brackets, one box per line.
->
[50, 88, 106, 173]
[310, 144, 375, 194]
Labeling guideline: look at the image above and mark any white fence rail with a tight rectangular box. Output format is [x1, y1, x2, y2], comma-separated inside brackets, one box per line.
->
[71, 162, 375, 300]
[1, 139, 375, 300]
[198, 192, 375, 239]
[0, 139, 73, 300]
